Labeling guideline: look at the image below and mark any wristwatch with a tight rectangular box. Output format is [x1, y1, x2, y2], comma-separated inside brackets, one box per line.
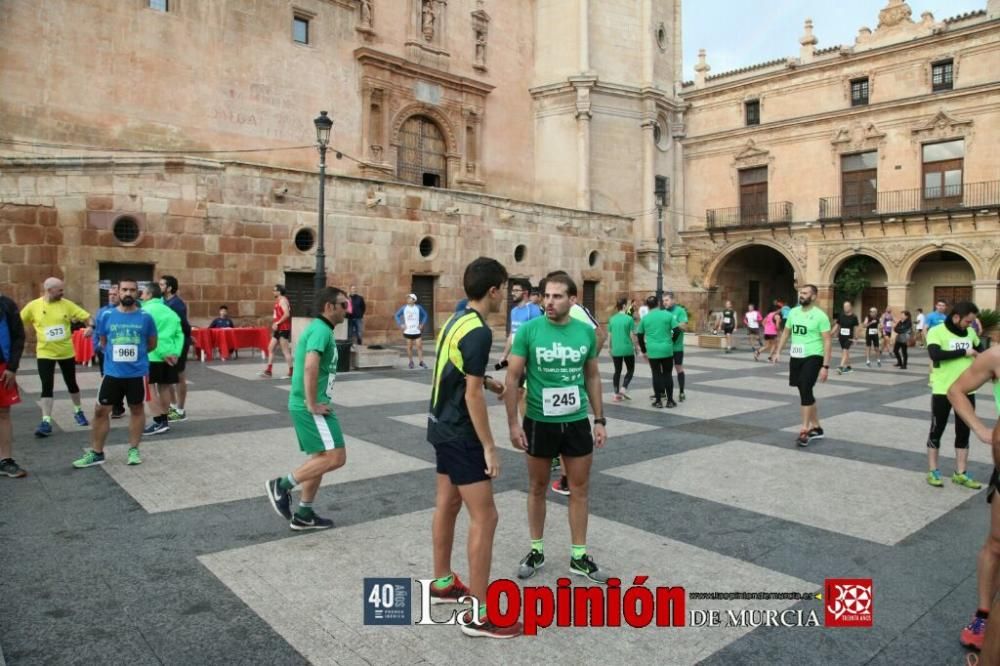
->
[593, 417, 607, 426]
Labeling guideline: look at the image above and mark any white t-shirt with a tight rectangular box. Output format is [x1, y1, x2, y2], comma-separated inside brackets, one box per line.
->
[402, 305, 422, 335]
[745, 310, 761, 329]
[915, 313, 926, 330]
[638, 305, 650, 320]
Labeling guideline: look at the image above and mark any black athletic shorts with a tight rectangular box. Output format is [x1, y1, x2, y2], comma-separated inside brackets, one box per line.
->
[174, 338, 191, 374]
[148, 361, 179, 385]
[722, 326, 735, 335]
[523, 416, 594, 459]
[989, 467, 999, 504]
[273, 329, 291, 341]
[764, 334, 777, 341]
[432, 439, 489, 486]
[404, 332, 422, 340]
[789, 356, 823, 388]
[673, 351, 684, 366]
[98, 376, 145, 407]
[866, 335, 880, 349]
[839, 337, 853, 350]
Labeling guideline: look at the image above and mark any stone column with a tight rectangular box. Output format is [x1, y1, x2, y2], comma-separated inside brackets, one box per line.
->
[816, 283, 834, 314]
[640, 118, 656, 248]
[886, 282, 912, 312]
[973, 279, 1000, 310]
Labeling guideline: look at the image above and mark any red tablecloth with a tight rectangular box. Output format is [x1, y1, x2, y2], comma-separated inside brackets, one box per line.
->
[72, 329, 94, 365]
[192, 327, 271, 361]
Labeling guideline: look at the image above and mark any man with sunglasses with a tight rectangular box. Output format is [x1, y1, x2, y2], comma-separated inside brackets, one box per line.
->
[266, 287, 351, 531]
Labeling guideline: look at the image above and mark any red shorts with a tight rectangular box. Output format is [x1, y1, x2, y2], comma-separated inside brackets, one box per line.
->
[0, 363, 22, 408]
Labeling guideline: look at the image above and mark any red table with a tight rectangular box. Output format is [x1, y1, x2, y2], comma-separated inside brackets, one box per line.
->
[72, 329, 94, 365]
[192, 327, 271, 361]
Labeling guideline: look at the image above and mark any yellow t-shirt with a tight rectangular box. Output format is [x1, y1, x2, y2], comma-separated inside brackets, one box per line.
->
[20, 297, 91, 360]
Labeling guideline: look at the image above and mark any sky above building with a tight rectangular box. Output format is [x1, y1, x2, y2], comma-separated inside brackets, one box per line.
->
[682, 0, 986, 80]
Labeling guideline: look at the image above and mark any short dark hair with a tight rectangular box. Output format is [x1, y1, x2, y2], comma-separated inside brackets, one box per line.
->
[509, 278, 529, 291]
[274, 284, 287, 296]
[937, 299, 948, 306]
[616, 297, 628, 310]
[917, 308, 923, 312]
[118, 279, 137, 288]
[645, 295, 658, 308]
[314, 286, 345, 314]
[219, 305, 229, 311]
[541, 271, 577, 297]
[160, 275, 179, 294]
[146, 283, 163, 299]
[463, 257, 508, 300]
[950, 301, 979, 319]
[801, 284, 818, 296]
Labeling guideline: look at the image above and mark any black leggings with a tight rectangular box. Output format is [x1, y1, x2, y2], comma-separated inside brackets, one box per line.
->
[37, 357, 80, 398]
[893, 340, 908, 368]
[928, 393, 974, 449]
[612, 355, 635, 393]
[649, 356, 675, 402]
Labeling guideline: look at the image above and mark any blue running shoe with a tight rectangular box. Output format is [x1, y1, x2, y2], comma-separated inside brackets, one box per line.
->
[35, 420, 53, 438]
[73, 410, 89, 427]
[143, 421, 170, 436]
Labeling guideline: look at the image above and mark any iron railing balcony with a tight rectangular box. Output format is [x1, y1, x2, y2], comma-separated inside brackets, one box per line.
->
[705, 201, 793, 229]
[818, 180, 1000, 220]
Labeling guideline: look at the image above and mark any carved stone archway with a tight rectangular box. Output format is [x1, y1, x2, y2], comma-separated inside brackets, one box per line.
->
[821, 246, 897, 284]
[703, 238, 804, 289]
[899, 243, 985, 282]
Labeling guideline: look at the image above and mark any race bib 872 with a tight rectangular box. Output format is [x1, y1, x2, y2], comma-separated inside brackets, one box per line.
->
[948, 339, 972, 352]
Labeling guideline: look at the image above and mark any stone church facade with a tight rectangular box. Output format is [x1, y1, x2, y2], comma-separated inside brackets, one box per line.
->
[0, 0, 998, 343]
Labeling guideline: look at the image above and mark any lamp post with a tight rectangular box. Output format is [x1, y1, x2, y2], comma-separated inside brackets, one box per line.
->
[313, 110, 333, 296]
[654, 181, 667, 305]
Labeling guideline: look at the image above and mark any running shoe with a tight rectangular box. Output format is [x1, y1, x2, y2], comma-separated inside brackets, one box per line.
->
[844, 366, 853, 374]
[665, 400, 677, 408]
[927, 469, 944, 487]
[143, 421, 170, 436]
[651, 400, 664, 409]
[126, 447, 142, 466]
[265, 478, 293, 520]
[876, 359, 881, 368]
[612, 393, 623, 402]
[678, 392, 686, 402]
[167, 407, 187, 422]
[257, 369, 272, 378]
[73, 411, 89, 427]
[753, 348, 760, 361]
[429, 574, 472, 605]
[807, 427, 825, 441]
[34, 420, 52, 438]
[283, 372, 293, 380]
[419, 361, 428, 369]
[517, 549, 545, 579]
[621, 390, 632, 401]
[111, 405, 127, 419]
[408, 361, 415, 369]
[865, 360, 871, 367]
[290, 512, 334, 531]
[570, 554, 610, 583]
[551, 477, 570, 496]
[836, 367, 843, 375]
[796, 429, 810, 447]
[72, 449, 105, 469]
[961, 615, 987, 651]
[724, 349, 731, 354]
[0, 459, 27, 478]
[952, 472, 983, 490]
[459, 611, 524, 638]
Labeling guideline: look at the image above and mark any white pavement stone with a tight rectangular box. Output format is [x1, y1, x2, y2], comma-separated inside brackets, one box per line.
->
[598, 363, 706, 380]
[781, 411, 996, 465]
[103, 430, 433, 513]
[604, 441, 978, 545]
[198, 491, 814, 666]
[392, 404, 661, 439]
[822, 369, 926, 386]
[321, 378, 431, 407]
[885, 394, 998, 421]
[675, 355, 762, 370]
[610, 390, 784, 419]
[695, 376, 864, 398]
[208, 364, 291, 381]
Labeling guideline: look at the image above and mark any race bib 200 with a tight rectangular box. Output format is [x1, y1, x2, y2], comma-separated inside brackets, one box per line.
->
[542, 386, 580, 417]
[790, 344, 806, 358]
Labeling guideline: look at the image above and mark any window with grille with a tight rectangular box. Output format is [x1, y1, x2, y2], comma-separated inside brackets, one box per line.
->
[397, 116, 447, 187]
[745, 100, 760, 126]
[850, 78, 869, 106]
[932, 60, 953, 92]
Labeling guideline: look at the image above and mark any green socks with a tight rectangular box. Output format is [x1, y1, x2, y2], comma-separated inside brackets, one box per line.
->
[295, 500, 313, 518]
[531, 538, 544, 554]
[572, 544, 587, 559]
[432, 574, 454, 590]
[278, 473, 296, 491]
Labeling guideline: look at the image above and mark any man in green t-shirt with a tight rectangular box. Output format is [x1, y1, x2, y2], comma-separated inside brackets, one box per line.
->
[770, 284, 832, 447]
[608, 297, 638, 401]
[664, 291, 689, 402]
[505, 273, 608, 584]
[947, 343, 1000, 651]
[925, 300, 983, 491]
[266, 286, 350, 531]
[637, 300, 676, 408]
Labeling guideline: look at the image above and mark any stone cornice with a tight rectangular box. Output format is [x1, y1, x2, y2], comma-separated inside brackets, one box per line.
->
[354, 47, 494, 96]
[530, 78, 682, 108]
[0, 155, 225, 173]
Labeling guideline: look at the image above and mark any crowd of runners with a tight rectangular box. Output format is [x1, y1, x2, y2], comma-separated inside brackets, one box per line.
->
[1, 265, 998, 651]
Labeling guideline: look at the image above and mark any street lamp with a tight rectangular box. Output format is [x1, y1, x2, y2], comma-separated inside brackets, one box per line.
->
[654, 179, 668, 305]
[313, 110, 333, 296]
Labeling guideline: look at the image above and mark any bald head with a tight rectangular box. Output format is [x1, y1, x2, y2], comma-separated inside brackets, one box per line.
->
[44, 277, 64, 302]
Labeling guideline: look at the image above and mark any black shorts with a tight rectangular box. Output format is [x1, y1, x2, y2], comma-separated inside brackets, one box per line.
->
[839, 337, 853, 350]
[989, 467, 999, 504]
[523, 416, 594, 459]
[148, 361, 179, 385]
[98, 376, 145, 407]
[273, 329, 291, 341]
[789, 356, 823, 388]
[723, 326, 735, 335]
[404, 332, 422, 340]
[673, 351, 684, 366]
[174, 338, 191, 374]
[866, 335, 880, 349]
[432, 439, 489, 486]
[748, 328, 760, 336]
[764, 334, 777, 341]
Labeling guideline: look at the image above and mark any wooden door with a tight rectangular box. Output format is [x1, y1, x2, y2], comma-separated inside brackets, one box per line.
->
[861, 287, 887, 314]
[934, 286, 973, 305]
[411, 275, 436, 339]
[582, 280, 597, 318]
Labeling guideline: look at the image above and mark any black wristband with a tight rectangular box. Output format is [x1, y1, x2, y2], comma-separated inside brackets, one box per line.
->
[821, 365, 830, 370]
[593, 417, 607, 426]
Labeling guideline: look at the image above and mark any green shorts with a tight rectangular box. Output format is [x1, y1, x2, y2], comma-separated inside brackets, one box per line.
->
[290, 408, 346, 453]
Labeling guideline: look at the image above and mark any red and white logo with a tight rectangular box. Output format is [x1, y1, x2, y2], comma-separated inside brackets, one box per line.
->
[824, 578, 873, 627]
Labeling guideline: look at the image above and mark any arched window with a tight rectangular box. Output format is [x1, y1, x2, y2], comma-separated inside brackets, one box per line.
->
[398, 115, 447, 187]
